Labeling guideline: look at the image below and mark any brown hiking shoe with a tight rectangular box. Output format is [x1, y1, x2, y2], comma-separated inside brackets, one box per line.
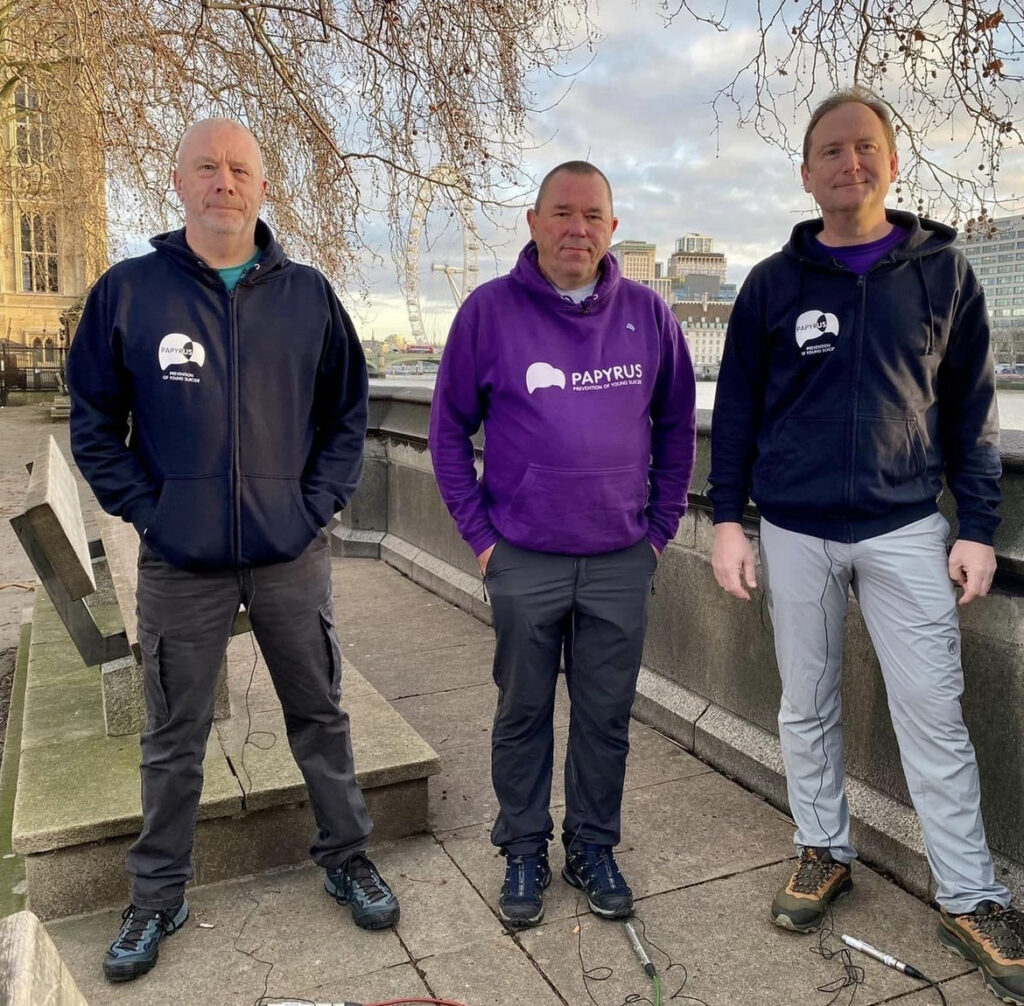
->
[771, 847, 852, 933]
[938, 901, 1024, 1005]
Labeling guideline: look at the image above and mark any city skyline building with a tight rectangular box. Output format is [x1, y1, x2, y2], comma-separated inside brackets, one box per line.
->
[958, 213, 1024, 368]
[609, 239, 657, 282]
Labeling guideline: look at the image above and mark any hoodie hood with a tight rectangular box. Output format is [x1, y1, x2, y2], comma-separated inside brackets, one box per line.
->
[149, 219, 287, 283]
[509, 241, 622, 314]
[783, 210, 957, 267]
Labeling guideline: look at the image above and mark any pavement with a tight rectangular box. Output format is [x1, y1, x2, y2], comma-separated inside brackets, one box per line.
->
[0, 406, 992, 1006]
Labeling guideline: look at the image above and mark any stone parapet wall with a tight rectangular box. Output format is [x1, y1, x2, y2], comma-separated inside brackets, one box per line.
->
[340, 388, 1024, 899]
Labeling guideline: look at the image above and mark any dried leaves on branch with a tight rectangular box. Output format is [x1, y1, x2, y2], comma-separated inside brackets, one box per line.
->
[662, 0, 1024, 226]
[2, 0, 593, 283]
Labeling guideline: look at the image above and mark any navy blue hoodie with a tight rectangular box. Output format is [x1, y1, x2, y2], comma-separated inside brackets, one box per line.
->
[709, 211, 1001, 544]
[68, 222, 368, 570]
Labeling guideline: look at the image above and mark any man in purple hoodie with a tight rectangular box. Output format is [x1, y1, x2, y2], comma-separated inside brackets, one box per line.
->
[428, 162, 696, 928]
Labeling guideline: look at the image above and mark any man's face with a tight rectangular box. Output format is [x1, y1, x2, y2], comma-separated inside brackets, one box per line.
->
[527, 170, 618, 290]
[801, 102, 898, 222]
[173, 120, 267, 239]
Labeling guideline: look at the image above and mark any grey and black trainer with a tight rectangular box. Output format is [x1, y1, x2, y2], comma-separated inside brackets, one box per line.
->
[103, 898, 189, 982]
[771, 847, 852, 933]
[325, 852, 400, 930]
[497, 851, 551, 928]
[939, 900, 1024, 1005]
[562, 843, 634, 919]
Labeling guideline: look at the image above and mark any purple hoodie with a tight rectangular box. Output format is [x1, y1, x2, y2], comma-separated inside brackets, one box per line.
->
[428, 243, 697, 556]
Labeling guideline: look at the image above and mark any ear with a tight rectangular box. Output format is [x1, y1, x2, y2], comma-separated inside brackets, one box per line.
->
[800, 163, 811, 193]
[526, 208, 537, 238]
[610, 216, 619, 235]
[172, 169, 183, 200]
[889, 149, 899, 182]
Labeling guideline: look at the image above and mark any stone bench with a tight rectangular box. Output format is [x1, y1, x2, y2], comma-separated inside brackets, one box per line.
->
[9, 435, 244, 735]
[6, 436, 441, 920]
[0, 911, 88, 1006]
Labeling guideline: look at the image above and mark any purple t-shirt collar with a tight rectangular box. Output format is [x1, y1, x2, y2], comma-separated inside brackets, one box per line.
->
[815, 224, 909, 275]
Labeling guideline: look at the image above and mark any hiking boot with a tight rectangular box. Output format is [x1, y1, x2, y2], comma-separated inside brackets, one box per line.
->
[497, 852, 551, 928]
[325, 853, 400, 930]
[939, 900, 1024, 1005]
[771, 847, 852, 933]
[103, 898, 189, 982]
[562, 843, 633, 919]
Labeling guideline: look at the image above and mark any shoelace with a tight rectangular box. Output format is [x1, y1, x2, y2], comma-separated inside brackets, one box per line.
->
[503, 856, 546, 898]
[112, 906, 163, 951]
[346, 855, 388, 904]
[572, 846, 627, 891]
[790, 851, 840, 894]
[970, 904, 1024, 960]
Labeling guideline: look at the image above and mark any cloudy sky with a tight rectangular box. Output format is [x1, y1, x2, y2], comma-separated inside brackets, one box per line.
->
[347, 2, 1024, 341]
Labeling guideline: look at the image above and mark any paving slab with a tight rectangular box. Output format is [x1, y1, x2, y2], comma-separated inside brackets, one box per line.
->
[287, 961, 431, 1004]
[384, 833, 505, 959]
[48, 862, 410, 1006]
[346, 637, 497, 701]
[418, 933, 565, 1006]
[519, 859, 977, 1006]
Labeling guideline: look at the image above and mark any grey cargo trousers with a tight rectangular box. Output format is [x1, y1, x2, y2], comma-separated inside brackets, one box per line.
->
[129, 531, 372, 909]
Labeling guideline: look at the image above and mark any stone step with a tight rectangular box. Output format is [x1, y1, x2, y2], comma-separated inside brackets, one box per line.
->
[7, 574, 440, 921]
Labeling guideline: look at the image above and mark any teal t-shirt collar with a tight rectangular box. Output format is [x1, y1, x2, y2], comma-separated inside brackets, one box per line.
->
[217, 250, 262, 291]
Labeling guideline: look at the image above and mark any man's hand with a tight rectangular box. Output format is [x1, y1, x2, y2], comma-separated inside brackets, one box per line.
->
[712, 522, 757, 601]
[948, 539, 997, 606]
[477, 543, 496, 575]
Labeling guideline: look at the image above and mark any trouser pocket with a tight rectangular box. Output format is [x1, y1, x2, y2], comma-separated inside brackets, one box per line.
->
[319, 601, 343, 703]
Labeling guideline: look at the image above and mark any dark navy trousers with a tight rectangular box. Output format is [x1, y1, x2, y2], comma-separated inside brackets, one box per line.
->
[129, 532, 372, 909]
[485, 538, 657, 856]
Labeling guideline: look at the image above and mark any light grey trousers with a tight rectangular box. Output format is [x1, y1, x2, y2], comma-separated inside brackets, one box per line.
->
[760, 512, 1009, 913]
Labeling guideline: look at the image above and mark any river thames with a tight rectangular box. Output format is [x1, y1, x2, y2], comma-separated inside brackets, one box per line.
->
[373, 375, 1024, 431]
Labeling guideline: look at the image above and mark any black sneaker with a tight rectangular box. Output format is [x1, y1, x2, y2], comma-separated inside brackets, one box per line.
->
[562, 843, 633, 919]
[497, 852, 551, 929]
[939, 900, 1024, 1005]
[103, 898, 189, 982]
[325, 852, 400, 930]
[771, 847, 852, 933]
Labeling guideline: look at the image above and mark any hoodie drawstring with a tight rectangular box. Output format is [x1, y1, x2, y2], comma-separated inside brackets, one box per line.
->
[914, 257, 937, 355]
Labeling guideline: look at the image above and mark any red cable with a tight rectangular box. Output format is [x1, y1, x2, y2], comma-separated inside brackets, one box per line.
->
[364, 999, 473, 1006]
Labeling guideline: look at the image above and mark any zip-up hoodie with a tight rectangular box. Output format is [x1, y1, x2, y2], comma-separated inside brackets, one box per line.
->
[709, 210, 1001, 544]
[67, 222, 368, 570]
[428, 242, 697, 556]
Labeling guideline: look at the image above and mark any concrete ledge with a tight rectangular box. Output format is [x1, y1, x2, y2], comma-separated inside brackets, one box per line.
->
[0, 612, 31, 920]
[0, 911, 87, 1006]
[380, 534, 492, 626]
[10, 573, 440, 920]
[331, 526, 385, 559]
[633, 665, 1024, 905]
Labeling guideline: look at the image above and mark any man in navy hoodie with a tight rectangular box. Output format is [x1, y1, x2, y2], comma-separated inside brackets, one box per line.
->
[710, 89, 1023, 1003]
[68, 118, 398, 983]
[429, 162, 697, 928]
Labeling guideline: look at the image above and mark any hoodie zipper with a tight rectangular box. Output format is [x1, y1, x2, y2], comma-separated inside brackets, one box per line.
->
[844, 273, 868, 541]
[228, 287, 242, 564]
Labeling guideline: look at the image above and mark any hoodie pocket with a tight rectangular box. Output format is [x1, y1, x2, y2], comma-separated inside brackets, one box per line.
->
[504, 464, 648, 550]
[240, 475, 320, 565]
[145, 475, 233, 569]
[855, 416, 930, 503]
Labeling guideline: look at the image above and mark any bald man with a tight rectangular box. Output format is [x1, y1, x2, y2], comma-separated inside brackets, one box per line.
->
[68, 119, 399, 983]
